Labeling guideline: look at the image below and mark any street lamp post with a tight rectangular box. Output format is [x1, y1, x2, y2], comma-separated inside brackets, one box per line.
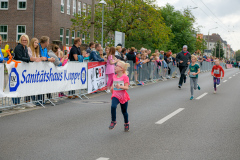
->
[208, 27, 218, 52]
[99, 0, 106, 48]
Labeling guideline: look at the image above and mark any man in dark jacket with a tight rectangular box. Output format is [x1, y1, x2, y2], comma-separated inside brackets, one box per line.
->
[176, 45, 191, 88]
[69, 38, 82, 61]
[89, 43, 104, 62]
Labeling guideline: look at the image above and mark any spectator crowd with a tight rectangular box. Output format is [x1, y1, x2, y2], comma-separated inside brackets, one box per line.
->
[0, 34, 236, 110]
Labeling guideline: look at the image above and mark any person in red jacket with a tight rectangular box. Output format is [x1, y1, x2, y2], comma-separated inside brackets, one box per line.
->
[211, 59, 224, 94]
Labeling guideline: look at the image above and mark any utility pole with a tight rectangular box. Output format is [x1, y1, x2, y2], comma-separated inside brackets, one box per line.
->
[215, 42, 217, 57]
[219, 41, 220, 59]
[90, 0, 95, 42]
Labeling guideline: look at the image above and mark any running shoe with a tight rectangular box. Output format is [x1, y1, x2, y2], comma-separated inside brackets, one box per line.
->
[197, 84, 201, 90]
[178, 85, 181, 89]
[190, 96, 194, 100]
[214, 91, 216, 94]
[109, 121, 117, 130]
[124, 123, 130, 132]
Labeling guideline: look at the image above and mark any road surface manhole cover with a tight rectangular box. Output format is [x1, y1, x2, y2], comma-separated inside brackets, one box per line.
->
[82, 101, 109, 104]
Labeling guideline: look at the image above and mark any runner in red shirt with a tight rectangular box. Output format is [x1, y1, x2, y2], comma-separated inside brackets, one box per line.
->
[211, 59, 224, 94]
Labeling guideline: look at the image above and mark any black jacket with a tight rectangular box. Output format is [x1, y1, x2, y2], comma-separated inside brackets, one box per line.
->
[126, 51, 136, 63]
[176, 51, 191, 67]
[69, 45, 82, 61]
[14, 43, 30, 63]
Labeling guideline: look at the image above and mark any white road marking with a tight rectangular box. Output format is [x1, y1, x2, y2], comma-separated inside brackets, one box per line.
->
[155, 108, 184, 124]
[196, 92, 208, 100]
[229, 77, 232, 79]
[223, 80, 227, 83]
[96, 158, 110, 160]
[233, 75, 235, 76]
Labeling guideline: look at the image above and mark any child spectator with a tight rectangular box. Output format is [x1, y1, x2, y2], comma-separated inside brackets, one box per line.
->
[106, 47, 119, 93]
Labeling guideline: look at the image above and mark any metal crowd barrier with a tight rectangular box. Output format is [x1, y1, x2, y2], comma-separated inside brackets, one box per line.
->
[126, 60, 226, 85]
[0, 60, 227, 111]
[0, 62, 89, 111]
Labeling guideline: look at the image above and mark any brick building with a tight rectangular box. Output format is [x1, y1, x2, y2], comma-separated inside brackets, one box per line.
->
[0, 0, 92, 48]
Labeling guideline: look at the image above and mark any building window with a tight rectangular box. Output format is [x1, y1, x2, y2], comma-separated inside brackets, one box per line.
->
[16, 25, 26, 41]
[60, 28, 64, 44]
[88, 5, 91, 15]
[77, 2, 81, 16]
[77, 31, 80, 37]
[83, 3, 86, 16]
[66, 29, 69, 45]
[86, 33, 90, 43]
[0, 25, 7, 41]
[67, 0, 70, 15]
[17, 0, 27, 10]
[73, 0, 76, 15]
[82, 33, 85, 44]
[61, 0, 64, 13]
[71, 30, 75, 45]
[0, 0, 8, 9]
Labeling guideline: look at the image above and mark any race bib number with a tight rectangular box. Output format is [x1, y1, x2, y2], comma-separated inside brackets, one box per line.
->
[113, 81, 124, 90]
[189, 72, 196, 78]
[214, 69, 219, 74]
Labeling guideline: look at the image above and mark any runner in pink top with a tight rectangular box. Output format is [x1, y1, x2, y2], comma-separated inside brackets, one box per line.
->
[109, 61, 131, 132]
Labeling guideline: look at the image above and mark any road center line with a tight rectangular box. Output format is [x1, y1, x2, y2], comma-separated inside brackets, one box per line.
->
[196, 92, 208, 100]
[223, 80, 227, 83]
[96, 158, 109, 160]
[155, 108, 184, 124]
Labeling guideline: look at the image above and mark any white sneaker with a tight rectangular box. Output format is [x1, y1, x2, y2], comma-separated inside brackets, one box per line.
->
[214, 91, 216, 94]
[106, 90, 110, 93]
[31, 103, 36, 107]
[14, 106, 26, 110]
[51, 99, 58, 103]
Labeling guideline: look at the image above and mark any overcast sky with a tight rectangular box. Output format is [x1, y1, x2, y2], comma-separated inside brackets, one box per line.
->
[156, 0, 240, 51]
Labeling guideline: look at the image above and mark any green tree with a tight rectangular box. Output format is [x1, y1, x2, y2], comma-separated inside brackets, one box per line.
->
[195, 36, 207, 53]
[235, 50, 240, 61]
[212, 41, 224, 58]
[160, 4, 197, 53]
[71, 0, 172, 51]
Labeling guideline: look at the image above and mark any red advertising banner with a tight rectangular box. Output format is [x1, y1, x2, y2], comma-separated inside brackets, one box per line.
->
[226, 64, 233, 69]
[88, 62, 107, 93]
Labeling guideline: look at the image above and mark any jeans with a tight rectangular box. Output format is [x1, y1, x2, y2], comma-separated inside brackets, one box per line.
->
[68, 90, 75, 95]
[213, 77, 220, 91]
[178, 66, 188, 85]
[111, 97, 129, 123]
[190, 77, 198, 96]
[12, 98, 21, 105]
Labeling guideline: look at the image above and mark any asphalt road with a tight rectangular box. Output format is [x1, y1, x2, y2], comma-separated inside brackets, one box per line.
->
[0, 68, 240, 160]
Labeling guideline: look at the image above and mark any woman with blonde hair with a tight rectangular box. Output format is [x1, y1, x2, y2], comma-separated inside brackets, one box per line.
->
[14, 34, 40, 62]
[28, 38, 42, 62]
[115, 46, 122, 58]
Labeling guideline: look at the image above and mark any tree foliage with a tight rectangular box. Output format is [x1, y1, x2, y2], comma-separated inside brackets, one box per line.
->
[211, 41, 225, 58]
[235, 50, 240, 61]
[195, 36, 207, 54]
[71, 0, 171, 51]
[160, 4, 197, 53]
[71, 2, 198, 53]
